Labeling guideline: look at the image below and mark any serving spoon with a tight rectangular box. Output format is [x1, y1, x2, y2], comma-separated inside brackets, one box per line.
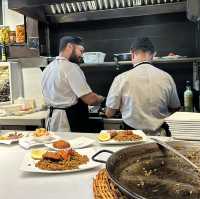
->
[151, 137, 200, 173]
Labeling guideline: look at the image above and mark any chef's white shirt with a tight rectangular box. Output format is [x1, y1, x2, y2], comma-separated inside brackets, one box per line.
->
[106, 62, 180, 131]
[41, 56, 92, 132]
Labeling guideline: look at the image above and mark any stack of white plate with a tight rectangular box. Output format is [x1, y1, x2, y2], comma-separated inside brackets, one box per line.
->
[165, 112, 200, 140]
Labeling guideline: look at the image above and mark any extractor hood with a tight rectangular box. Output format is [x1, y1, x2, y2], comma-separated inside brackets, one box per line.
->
[8, 0, 187, 24]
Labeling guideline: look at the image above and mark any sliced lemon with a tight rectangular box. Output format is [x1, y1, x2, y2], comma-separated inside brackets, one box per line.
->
[31, 149, 47, 160]
[97, 132, 111, 142]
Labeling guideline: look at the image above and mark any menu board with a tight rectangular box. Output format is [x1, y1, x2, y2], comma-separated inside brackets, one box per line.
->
[0, 66, 10, 102]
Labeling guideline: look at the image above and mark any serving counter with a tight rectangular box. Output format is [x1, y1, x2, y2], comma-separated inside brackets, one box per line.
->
[0, 132, 172, 199]
[0, 111, 47, 129]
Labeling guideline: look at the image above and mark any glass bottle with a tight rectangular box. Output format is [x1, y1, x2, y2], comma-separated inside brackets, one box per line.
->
[1, 43, 7, 62]
[184, 81, 193, 112]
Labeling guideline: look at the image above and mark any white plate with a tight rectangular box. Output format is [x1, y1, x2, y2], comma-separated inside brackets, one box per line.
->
[98, 130, 147, 145]
[0, 131, 26, 145]
[173, 136, 200, 141]
[45, 137, 95, 150]
[19, 135, 61, 149]
[20, 148, 101, 173]
[30, 132, 55, 142]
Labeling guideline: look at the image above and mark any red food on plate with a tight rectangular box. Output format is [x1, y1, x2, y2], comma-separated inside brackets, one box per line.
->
[52, 140, 70, 149]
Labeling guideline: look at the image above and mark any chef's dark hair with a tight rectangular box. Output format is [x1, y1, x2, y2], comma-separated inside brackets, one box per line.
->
[59, 36, 83, 52]
[130, 37, 155, 54]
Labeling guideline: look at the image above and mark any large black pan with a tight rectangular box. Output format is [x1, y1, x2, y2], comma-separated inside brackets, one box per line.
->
[92, 141, 200, 199]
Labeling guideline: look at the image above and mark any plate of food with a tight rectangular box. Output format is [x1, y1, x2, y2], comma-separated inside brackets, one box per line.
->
[97, 130, 146, 145]
[45, 137, 95, 150]
[30, 128, 54, 142]
[20, 148, 101, 173]
[0, 131, 25, 144]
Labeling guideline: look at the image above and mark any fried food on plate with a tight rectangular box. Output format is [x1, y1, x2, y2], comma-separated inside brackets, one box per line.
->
[35, 149, 89, 171]
[52, 140, 70, 149]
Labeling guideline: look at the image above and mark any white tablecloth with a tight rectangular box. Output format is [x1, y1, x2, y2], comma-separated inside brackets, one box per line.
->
[0, 132, 129, 199]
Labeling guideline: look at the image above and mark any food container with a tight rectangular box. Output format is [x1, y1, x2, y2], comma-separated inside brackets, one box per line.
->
[114, 53, 131, 61]
[83, 52, 106, 63]
[16, 25, 25, 43]
[0, 26, 10, 44]
[9, 31, 16, 43]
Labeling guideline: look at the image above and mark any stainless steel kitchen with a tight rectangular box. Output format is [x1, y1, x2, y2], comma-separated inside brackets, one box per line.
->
[1, 0, 200, 199]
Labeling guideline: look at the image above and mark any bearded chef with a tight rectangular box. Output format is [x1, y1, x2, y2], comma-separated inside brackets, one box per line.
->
[42, 36, 104, 132]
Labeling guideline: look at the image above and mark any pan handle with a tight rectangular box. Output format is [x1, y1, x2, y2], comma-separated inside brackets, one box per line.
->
[92, 150, 113, 163]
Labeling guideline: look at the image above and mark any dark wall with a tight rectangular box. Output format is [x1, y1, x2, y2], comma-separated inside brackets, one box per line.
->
[49, 12, 196, 60]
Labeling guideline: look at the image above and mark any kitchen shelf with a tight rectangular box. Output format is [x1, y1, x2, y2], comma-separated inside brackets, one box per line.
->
[48, 2, 186, 23]
[80, 57, 200, 67]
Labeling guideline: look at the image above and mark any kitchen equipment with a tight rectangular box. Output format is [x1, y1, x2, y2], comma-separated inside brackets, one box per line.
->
[97, 0, 103, 9]
[151, 137, 200, 172]
[55, 4, 62, 14]
[103, 0, 109, 9]
[92, 141, 200, 199]
[83, 52, 106, 63]
[109, 0, 114, 8]
[114, 53, 131, 61]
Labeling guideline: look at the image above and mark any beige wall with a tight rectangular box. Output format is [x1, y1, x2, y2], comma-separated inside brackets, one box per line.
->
[2, 0, 24, 30]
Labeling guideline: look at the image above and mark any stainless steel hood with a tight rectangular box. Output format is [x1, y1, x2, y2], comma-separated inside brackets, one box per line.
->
[8, 0, 187, 23]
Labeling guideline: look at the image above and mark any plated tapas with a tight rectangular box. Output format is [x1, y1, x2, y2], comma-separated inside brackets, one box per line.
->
[45, 137, 95, 150]
[97, 130, 146, 145]
[31, 128, 54, 142]
[20, 148, 100, 173]
[0, 131, 23, 140]
[0, 131, 24, 144]
[35, 149, 89, 171]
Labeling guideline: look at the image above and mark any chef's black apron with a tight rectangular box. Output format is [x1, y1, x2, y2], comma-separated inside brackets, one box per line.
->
[48, 98, 90, 132]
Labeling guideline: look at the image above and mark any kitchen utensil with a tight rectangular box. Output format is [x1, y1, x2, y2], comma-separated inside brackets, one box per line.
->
[151, 137, 200, 173]
[92, 141, 200, 199]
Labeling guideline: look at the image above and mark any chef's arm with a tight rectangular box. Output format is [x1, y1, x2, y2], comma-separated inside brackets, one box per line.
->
[81, 92, 104, 106]
[105, 107, 117, 118]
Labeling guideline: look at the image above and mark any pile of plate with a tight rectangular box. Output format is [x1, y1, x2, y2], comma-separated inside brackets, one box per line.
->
[165, 112, 200, 140]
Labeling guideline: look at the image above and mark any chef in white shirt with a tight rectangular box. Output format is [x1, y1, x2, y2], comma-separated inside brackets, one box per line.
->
[42, 36, 104, 132]
[105, 37, 180, 135]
